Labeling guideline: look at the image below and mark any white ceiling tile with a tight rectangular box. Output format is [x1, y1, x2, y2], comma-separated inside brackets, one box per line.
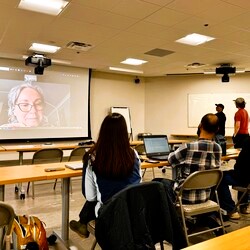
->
[1, 0, 250, 75]
[145, 7, 191, 26]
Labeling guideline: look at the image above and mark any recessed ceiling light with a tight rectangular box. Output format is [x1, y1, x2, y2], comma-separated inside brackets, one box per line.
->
[29, 43, 61, 53]
[52, 59, 71, 65]
[109, 67, 144, 74]
[18, 0, 69, 16]
[176, 33, 215, 46]
[121, 58, 147, 66]
[0, 67, 10, 71]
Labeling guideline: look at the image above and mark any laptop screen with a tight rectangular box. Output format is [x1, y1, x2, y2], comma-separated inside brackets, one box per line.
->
[143, 135, 171, 157]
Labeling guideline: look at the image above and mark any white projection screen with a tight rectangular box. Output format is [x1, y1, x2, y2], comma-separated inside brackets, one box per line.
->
[0, 59, 91, 142]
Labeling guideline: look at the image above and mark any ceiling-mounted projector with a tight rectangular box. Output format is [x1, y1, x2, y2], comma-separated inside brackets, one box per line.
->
[215, 64, 236, 82]
[215, 64, 236, 75]
[25, 54, 51, 75]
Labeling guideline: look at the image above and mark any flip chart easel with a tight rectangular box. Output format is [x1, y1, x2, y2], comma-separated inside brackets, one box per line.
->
[111, 107, 133, 140]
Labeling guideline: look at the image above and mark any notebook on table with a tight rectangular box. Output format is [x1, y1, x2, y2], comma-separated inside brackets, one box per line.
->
[65, 162, 83, 170]
[143, 135, 171, 161]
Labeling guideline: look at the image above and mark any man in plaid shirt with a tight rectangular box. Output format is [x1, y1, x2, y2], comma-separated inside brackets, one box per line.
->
[168, 113, 222, 204]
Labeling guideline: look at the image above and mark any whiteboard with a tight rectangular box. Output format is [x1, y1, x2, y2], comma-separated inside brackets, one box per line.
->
[111, 107, 132, 134]
[188, 93, 250, 128]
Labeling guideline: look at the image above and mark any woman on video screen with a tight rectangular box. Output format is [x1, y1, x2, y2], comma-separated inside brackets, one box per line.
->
[1, 83, 49, 127]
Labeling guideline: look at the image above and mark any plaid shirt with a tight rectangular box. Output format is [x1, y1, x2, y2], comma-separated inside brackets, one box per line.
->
[168, 139, 222, 204]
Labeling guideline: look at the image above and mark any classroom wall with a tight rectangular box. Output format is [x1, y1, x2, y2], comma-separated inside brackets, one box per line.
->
[144, 73, 250, 138]
[90, 71, 145, 141]
[2, 62, 250, 161]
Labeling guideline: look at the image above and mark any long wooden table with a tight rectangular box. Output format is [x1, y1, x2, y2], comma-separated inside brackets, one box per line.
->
[0, 160, 165, 243]
[0, 143, 92, 199]
[182, 226, 250, 250]
[0, 162, 82, 243]
[1, 143, 82, 164]
[221, 148, 241, 161]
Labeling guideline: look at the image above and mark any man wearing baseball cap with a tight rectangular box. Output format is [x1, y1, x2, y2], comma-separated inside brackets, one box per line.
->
[215, 104, 226, 136]
[215, 104, 226, 155]
[233, 97, 249, 148]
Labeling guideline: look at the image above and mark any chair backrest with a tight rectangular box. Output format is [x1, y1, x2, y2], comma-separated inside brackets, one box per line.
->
[95, 182, 187, 250]
[32, 148, 63, 164]
[68, 147, 86, 162]
[0, 202, 15, 250]
[179, 169, 223, 193]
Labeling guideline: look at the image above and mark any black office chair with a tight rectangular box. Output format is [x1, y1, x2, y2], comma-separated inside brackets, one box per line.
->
[27, 148, 63, 198]
[0, 202, 15, 250]
[88, 182, 187, 250]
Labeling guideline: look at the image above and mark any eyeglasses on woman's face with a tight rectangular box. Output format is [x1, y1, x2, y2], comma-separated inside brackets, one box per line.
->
[15, 102, 44, 112]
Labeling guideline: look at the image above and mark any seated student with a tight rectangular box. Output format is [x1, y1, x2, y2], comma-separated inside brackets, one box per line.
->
[69, 113, 141, 237]
[217, 136, 250, 220]
[167, 113, 222, 204]
[153, 113, 222, 235]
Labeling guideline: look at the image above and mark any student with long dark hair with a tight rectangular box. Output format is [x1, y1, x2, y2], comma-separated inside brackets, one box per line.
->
[70, 113, 141, 237]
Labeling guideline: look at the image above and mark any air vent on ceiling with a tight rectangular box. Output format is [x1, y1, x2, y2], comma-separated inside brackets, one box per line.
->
[144, 48, 174, 57]
[66, 41, 93, 51]
[186, 62, 206, 69]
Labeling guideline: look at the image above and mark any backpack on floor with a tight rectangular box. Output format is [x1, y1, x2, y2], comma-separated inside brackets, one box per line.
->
[12, 215, 49, 250]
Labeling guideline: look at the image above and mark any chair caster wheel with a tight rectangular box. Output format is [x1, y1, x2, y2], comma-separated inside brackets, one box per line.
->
[15, 186, 19, 193]
[20, 193, 25, 200]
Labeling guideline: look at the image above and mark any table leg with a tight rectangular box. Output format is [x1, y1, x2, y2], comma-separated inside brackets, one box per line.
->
[19, 152, 23, 165]
[16, 152, 25, 199]
[0, 185, 4, 201]
[61, 177, 70, 241]
[53, 177, 70, 246]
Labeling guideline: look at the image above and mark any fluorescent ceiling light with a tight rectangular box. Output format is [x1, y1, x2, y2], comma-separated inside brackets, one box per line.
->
[52, 59, 71, 65]
[204, 69, 216, 74]
[109, 67, 144, 74]
[121, 58, 147, 66]
[235, 68, 245, 73]
[18, 0, 68, 16]
[0, 67, 10, 71]
[176, 33, 215, 46]
[29, 43, 61, 53]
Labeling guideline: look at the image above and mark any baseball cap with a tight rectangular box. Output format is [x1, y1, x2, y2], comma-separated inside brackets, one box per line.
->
[233, 97, 245, 104]
[215, 103, 224, 109]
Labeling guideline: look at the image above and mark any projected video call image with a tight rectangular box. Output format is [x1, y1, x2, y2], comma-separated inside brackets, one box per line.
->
[0, 61, 90, 141]
[0, 81, 70, 128]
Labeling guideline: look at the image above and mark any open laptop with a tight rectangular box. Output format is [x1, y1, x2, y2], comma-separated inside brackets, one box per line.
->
[65, 162, 83, 170]
[143, 135, 171, 161]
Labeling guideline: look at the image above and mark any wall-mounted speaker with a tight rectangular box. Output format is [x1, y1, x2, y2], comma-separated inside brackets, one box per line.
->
[134, 77, 140, 84]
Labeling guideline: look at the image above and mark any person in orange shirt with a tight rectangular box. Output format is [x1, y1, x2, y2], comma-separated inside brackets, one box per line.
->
[233, 97, 249, 148]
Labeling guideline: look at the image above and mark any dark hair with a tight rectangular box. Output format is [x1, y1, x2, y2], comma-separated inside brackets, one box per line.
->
[89, 113, 134, 179]
[236, 102, 245, 109]
[200, 113, 219, 134]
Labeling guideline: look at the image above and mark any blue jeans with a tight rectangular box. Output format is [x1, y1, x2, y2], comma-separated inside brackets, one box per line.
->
[217, 170, 248, 213]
